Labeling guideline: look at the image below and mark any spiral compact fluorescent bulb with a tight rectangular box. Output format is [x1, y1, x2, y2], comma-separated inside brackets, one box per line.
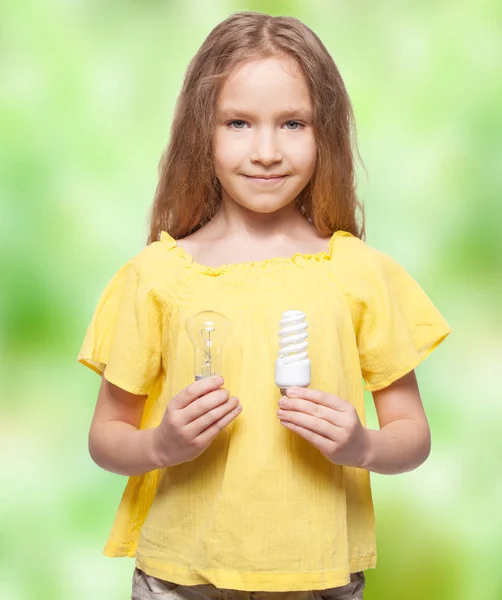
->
[275, 310, 311, 395]
[186, 310, 231, 381]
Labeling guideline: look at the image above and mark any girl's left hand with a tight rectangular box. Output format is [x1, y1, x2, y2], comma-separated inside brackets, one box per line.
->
[277, 387, 370, 469]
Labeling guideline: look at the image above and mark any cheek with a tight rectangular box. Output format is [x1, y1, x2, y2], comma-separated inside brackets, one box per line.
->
[289, 142, 317, 174]
[213, 137, 242, 175]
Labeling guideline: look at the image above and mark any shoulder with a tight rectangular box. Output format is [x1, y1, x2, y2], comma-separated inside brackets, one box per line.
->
[128, 237, 180, 276]
[330, 231, 413, 298]
[331, 231, 389, 274]
[106, 238, 184, 305]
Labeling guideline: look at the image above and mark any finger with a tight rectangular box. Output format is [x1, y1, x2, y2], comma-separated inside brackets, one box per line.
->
[182, 388, 230, 424]
[279, 396, 345, 427]
[278, 409, 341, 443]
[279, 420, 333, 455]
[195, 403, 243, 444]
[286, 387, 350, 412]
[172, 376, 224, 409]
[187, 394, 238, 433]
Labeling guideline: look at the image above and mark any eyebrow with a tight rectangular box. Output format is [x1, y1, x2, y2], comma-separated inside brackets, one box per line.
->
[218, 107, 313, 120]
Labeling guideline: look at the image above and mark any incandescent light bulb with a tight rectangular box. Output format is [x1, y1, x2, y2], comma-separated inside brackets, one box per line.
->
[186, 310, 231, 380]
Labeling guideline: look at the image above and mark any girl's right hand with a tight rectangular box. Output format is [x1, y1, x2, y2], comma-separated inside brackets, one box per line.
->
[152, 376, 241, 468]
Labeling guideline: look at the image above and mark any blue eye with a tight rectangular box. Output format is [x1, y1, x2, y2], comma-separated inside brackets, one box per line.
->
[228, 120, 247, 129]
[285, 121, 303, 131]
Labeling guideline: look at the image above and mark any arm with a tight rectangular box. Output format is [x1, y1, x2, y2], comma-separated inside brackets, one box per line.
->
[361, 370, 431, 475]
[88, 376, 162, 476]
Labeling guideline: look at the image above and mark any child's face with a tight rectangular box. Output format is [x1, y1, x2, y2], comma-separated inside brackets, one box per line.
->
[213, 55, 317, 216]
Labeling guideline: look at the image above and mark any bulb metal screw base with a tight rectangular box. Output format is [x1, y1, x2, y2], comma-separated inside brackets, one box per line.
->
[279, 385, 308, 396]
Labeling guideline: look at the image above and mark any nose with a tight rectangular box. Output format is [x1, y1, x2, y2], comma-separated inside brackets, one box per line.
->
[250, 127, 283, 165]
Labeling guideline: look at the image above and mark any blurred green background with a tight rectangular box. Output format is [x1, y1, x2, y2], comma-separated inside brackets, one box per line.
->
[2, 1, 501, 599]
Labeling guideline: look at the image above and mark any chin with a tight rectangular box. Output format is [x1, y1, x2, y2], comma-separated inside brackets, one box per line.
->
[228, 190, 298, 214]
[238, 200, 294, 214]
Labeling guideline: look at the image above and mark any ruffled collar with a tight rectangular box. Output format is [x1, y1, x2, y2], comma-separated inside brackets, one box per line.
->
[159, 230, 352, 276]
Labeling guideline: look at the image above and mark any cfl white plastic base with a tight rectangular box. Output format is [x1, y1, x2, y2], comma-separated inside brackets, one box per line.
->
[275, 358, 311, 394]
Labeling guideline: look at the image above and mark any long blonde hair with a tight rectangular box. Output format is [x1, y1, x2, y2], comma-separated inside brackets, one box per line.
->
[147, 11, 365, 245]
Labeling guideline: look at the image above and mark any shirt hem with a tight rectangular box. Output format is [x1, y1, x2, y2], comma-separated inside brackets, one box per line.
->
[132, 554, 377, 592]
[364, 324, 452, 392]
[77, 355, 152, 396]
[104, 540, 137, 558]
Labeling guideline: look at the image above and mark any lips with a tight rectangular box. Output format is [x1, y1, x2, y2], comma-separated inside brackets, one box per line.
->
[244, 175, 287, 187]
[246, 175, 286, 179]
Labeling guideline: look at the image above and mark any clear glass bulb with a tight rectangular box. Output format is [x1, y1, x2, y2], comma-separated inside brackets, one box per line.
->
[186, 310, 231, 380]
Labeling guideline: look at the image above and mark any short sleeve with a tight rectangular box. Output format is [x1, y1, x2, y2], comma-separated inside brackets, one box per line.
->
[346, 247, 452, 392]
[77, 260, 162, 396]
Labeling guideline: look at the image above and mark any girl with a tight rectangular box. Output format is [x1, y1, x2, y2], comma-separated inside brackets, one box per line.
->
[78, 11, 451, 600]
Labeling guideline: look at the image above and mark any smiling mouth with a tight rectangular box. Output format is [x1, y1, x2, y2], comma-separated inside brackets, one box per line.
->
[244, 175, 288, 182]
[245, 175, 287, 179]
[243, 175, 288, 186]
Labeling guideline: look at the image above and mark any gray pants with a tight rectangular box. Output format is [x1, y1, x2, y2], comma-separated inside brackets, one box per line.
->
[131, 568, 365, 600]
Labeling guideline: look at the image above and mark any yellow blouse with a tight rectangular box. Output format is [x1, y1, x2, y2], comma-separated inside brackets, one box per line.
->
[78, 230, 451, 592]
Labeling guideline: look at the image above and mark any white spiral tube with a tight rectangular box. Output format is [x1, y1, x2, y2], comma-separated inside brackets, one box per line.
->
[277, 310, 309, 364]
[275, 310, 311, 392]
